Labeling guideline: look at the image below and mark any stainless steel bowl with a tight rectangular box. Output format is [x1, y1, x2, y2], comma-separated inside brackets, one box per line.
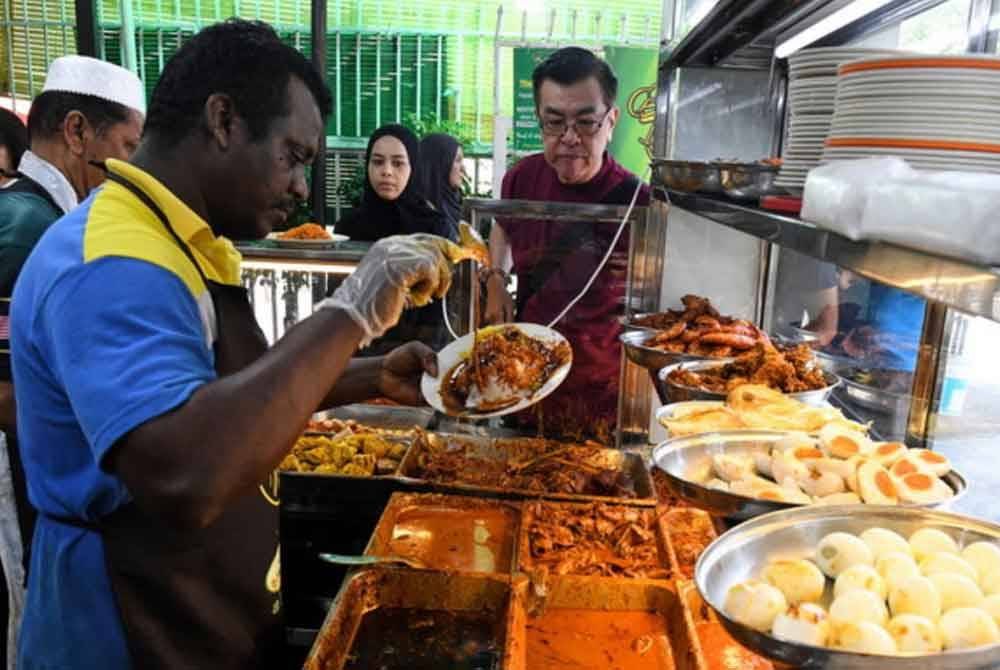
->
[651, 159, 723, 194]
[619, 329, 720, 373]
[657, 360, 841, 407]
[652, 430, 967, 520]
[717, 162, 782, 200]
[696, 505, 1000, 669]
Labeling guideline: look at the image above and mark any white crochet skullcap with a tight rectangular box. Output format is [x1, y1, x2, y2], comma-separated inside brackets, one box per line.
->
[42, 55, 145, 116]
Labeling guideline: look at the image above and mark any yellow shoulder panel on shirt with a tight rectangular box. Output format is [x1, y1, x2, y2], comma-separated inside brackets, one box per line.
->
[81, 160, 243, 296]
[82, 183, 207, 297]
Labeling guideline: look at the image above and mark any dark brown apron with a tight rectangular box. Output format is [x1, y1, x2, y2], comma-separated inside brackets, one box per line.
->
[51, 172, 284, 669]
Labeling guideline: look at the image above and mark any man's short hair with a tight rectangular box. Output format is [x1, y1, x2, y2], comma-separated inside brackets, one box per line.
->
[27, 91, 130, 144]
[144, 19, 333, 144]
[532, 47, 619, 109]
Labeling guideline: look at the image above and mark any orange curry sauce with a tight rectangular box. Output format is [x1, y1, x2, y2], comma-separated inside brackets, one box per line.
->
[526, 609, 673, 670]
[386, 504, 517, 573]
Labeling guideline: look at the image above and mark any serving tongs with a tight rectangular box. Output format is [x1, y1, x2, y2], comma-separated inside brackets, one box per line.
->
[318, 552, 427, 570]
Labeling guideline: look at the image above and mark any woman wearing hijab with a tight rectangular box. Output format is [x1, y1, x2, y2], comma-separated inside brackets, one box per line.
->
[417, 133, 464, 241]
[336, 124, 450, 240]
[336, 125, 451, 355]
[0, 108, 27, 186]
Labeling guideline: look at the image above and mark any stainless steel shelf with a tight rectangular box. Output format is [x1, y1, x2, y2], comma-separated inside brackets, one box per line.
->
[665, 190, 1000, 323]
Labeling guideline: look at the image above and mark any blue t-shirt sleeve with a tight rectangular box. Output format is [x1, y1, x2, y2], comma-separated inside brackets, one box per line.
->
[41, 257, 216, 465]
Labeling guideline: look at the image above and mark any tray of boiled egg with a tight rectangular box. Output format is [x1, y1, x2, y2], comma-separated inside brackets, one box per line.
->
[696, 504, 1000, 669]
[652, 426, 966, 520]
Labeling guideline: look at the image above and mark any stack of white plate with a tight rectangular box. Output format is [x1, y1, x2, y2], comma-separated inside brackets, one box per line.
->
[823, 54, 1000, 173]
[778, 47, 908, 192]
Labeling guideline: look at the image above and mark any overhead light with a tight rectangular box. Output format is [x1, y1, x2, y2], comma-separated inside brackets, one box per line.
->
[776, 0, 896, 59]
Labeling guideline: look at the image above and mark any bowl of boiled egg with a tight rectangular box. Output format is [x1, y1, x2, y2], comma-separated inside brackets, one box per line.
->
[652, 426, 966, 520]
[697, 504, 1000, 668]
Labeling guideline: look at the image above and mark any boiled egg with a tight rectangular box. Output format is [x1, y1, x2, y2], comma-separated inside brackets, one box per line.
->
[896, 472, 953, 505]
[834, 564, 888, 600]
[764, 480, 811, 505]
[812, 456, 858, 482]
[771, 451, 810, 485]
[816, 532, 874, 578]
[889, 575, 942, 620]
[729, 475, 778, 498]
[920, 552, 979, 583]
[763, 559, 826, 605]
[774, 432, 817, 454]
[772, 603, 830, 647]
[961, 542, 1000, 592]
[929, 573, 985, 613]
[860, 528, 912, 560]
[797, 470, 845, 498]
[890, 455, 927, 479]
[857, 461, 899, 505]
[907, 448, 951, 477]
[724, 580, 787, 632]
[790, 445, 825, 465]
[984, 570, 1000, 598]
[815, 492, 862, 506]
[876, 552, 921, 592]
[939, 607, 1000, 649]
[984, 594, 1000, 628]
[752, 449, 774, 479]
[909, 528, 959, 561]
[870, 441, 907, 467]
[828, 621, 896, 655]
[886, 614, 942, 653]
[829, 589, 888, 627]
[712, 453, 754, 483]
[819, 424, 872, 460]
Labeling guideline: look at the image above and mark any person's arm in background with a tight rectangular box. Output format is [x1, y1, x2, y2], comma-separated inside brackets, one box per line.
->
[482, 223, 515, 325]
[806, 286, 839, 347]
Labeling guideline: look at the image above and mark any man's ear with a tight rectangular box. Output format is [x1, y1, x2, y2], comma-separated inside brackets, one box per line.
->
[62, 111, 90, 156]
[204, 93, 237, 150]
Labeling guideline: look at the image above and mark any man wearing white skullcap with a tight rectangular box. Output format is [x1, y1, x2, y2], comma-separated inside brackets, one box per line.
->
[0, 55, 143, 670]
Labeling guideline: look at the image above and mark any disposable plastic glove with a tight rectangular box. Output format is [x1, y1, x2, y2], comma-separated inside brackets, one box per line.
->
[318, 233, 465, 347]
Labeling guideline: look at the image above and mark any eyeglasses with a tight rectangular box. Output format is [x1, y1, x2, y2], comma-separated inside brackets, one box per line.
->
[539, 109, 612, 138]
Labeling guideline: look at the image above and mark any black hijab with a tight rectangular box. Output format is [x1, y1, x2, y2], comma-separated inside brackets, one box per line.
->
[418, 133, 462, 241]
[335, 124, 449, 241]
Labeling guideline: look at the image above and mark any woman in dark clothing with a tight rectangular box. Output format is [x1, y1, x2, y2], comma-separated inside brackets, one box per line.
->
[417, 133, 465, 241]
[0, 108, 27, 186]
[335, 124, 452, 355]
[335, 124, 450, 240]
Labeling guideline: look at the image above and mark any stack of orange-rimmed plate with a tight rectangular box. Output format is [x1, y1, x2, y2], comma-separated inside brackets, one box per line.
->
[778, 47, 908, 192]
[823, 54, 1000, 172]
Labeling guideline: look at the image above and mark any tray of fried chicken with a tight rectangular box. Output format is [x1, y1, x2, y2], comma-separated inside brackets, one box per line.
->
[621, 295, 769, 373]
[397, 432, 656, 505]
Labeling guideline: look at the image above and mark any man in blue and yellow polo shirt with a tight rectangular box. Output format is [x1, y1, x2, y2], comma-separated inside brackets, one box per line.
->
[11, 21, 457, 669]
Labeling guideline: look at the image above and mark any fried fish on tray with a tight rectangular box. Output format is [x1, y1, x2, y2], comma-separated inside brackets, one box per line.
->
[441, 325, 571, 415]
[525, 501, 670, 580]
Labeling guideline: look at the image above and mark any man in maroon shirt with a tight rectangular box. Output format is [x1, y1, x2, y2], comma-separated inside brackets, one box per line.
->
[483, 47, 649, 441]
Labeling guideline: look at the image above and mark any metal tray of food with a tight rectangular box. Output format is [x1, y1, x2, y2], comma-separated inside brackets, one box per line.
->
[304, 568, 512, 670]
[661, 507, 718, 581]
[696, 505, 1000, 669]
[717, 162, 782, 200]
[313, 403, 436, 430]
[280, 430, 413, 480]
[517, 499, 677, 581]
[621, 330, 721, 374]
[657, 360, 841, 408]
[838, 368, 912, 415]
[653, 431, 967, 520]
[675, 579, 774, 670]
[397, 432, 657, 506]
[652, 159, 723, 194]
[504, 575, 696, 670]
[365, 492, 521, 575]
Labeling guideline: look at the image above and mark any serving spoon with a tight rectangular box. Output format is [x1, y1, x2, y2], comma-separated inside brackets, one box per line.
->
[317, 552, 427, 570]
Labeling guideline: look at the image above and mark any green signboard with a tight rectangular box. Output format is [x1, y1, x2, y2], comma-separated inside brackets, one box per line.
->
[512, 47, 555, 154]
[604, 46, 658, 177]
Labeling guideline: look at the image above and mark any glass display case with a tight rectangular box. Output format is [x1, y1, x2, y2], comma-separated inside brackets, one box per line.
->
[648, 0, 1000, 522]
